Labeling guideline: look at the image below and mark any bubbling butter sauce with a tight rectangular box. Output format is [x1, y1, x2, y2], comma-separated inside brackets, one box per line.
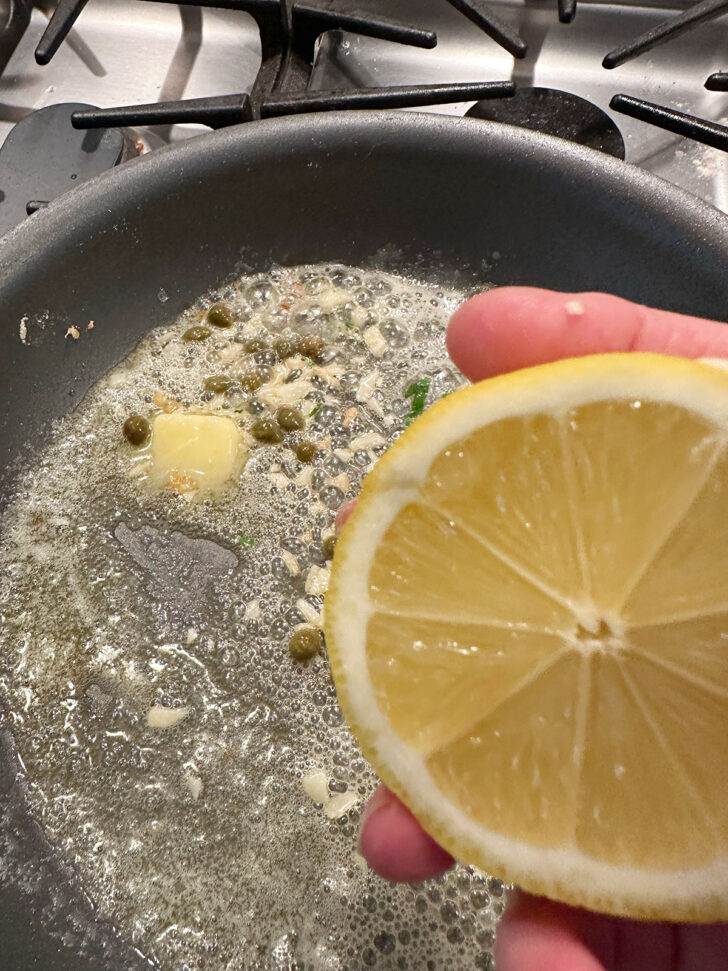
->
[0, 265, 503, 969]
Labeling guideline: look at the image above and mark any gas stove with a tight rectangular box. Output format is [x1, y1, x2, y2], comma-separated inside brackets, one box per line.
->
[0, 0, 726, 240]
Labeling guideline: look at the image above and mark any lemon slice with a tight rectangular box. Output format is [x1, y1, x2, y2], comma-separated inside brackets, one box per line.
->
[325, 353, 728, 922]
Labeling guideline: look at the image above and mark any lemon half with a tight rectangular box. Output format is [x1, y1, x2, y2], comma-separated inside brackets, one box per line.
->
[325, 353, 728, 921]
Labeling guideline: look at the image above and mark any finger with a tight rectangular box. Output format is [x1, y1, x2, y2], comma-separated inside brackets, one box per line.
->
[447, 287, 728, 382]
[495, 892, 612, 971]
[359, 785, 454, 883]
[334, 497, 357, 534]
[678, 922, 728, 971]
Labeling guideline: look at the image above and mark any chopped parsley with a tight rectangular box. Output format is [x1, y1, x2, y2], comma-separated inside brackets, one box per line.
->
[403, 377, 431, 426]
[237, 533, 256, 548]
[309, 402, 322, 418]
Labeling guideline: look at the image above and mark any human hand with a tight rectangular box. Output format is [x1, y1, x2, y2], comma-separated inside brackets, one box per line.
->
[341, 286, 728, 971]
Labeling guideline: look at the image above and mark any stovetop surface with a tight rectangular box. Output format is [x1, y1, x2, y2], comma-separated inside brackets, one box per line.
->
[0, 0, 726, 210]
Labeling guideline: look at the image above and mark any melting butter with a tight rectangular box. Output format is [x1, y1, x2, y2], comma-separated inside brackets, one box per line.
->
[149, 413, 247, 493]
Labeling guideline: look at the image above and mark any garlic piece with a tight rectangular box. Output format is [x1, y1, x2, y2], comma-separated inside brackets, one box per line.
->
[356, 372, 379, 404]
[305, 564, 330, 596]
[280, 550, 300, 576]
[244, 599, 262, 619]
[147, 705, 189, 729]
[183, 770, 203, 800]
[301, 768, 329, 805]
[350, 431, 385, 452]
[257, 378, 314, 409]
[296, 598, 323, 627]
[330, 472, 350, 494]
[325, 792, 358, 819]
[362, 325, 387, 357]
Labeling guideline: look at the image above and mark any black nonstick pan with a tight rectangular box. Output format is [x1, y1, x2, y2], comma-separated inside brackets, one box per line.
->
[1, 111, 727, 970]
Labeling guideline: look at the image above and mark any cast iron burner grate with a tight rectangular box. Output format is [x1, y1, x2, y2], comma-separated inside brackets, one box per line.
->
[38, 0, 519, 129]
[33, 0, 728, 153]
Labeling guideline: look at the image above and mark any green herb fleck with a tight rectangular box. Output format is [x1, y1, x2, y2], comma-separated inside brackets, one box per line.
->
[404, 377, 431, 425]
[237, 533, 256, 548]
[309, 402, 322, 418]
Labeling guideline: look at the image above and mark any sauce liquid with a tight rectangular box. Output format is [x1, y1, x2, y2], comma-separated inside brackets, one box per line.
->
[0, 265, 502, 969]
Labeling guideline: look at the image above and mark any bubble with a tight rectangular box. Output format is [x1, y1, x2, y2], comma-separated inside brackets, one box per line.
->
[271, 557, 291, 579]
[374, 932, 396, 954]
[323, 455, 346, 476]
[380, 319, 409, 347]
[320, 486, 345, 510]
[245, 279, 279, 309]
[316, 405, 338, 426]
[336, 371, 356, 395]
[487, 877, 505, 897]
[440, 900, 459, 923]
[470, 889, 490, 910]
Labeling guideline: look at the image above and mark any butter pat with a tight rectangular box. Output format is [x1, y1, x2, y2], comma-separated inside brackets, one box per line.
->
[150, 413, 246, 493]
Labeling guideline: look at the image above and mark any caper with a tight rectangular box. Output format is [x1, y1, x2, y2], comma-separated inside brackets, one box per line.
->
[183, 325, 212, 342]
[322, 535, 337, 559]
[296, 440, 317, 463]
[244, 336, 268, 354]
[123, 414, 151, 447]
[273, 337, 297, 359]
[204, 375, 235, 394]
[276, 406, 305, 431]
[238, 367, 270, 393]
[296, 334, 325, 360]
[252, 417, 283, 444]
[288, 626, 324, 661]
[207, 304, 234, 328]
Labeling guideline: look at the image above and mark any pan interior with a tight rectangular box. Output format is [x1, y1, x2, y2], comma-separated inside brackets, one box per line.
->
[0, 262, 507, 970]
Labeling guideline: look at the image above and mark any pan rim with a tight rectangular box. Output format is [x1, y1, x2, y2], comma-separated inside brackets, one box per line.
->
[0, 110, 726, 272]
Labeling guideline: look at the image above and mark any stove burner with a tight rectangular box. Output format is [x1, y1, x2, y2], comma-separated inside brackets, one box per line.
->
[466, 87, 625, 159]
[0, 103, 124, 236]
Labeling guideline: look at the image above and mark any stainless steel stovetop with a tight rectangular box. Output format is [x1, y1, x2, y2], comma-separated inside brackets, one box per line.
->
[0, 0, 727, 217]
